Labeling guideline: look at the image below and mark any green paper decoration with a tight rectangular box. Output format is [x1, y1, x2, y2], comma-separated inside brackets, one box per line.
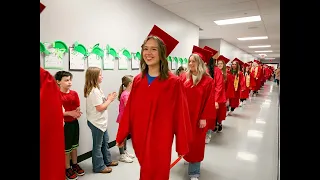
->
[106, 45, 118, 58]
[183, 58, 188, 64]
[135, 52, 141, 60]
[179, 58, 183, 64]
[52, 40, 68, 59]
[40, 42, 50, 55]
[73, 41, 87, 56]
[173, 57, 179, 63]
[122, 49, 132, 59]
[90, 44, 104, 59]
[167, 56, 172, 62]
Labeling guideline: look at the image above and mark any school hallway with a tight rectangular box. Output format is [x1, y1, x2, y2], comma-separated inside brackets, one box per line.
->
[77, 80, 280, 180]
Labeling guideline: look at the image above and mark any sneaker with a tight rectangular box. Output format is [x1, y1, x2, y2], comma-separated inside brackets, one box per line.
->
[119, 154, 133, 163]
[205, 134, 211, 144]
[217, 124, 223, 132]
[190, 177, 199, 180]
[100, 167, 112, 173]
[125, 150, 135, 158]
[66, 168, 78, 180]
[72, 163, 85, 176]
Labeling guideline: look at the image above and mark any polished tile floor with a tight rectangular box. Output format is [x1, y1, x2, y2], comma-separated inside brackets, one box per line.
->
[78, 80, 280, 180]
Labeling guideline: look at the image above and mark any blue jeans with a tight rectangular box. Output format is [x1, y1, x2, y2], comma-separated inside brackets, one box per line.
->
[87, 121, 112, 173]
[188, 162, 201, 178]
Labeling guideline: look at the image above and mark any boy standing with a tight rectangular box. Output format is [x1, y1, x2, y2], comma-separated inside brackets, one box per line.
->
[55, 71, 85, 180]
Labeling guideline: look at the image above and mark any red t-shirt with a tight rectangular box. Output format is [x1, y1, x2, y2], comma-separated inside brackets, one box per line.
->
[60, 90, 80, 122]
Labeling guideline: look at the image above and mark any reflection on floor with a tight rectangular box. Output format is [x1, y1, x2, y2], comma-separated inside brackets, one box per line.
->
[78, 81, 279, 180]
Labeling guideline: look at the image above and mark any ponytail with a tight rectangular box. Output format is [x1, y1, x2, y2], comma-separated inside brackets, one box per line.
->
[118, 84, 124, 101]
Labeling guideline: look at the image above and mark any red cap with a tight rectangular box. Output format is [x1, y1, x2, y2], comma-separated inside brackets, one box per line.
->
[191, 46, 212, 64]
[217, 55, 230, 64]
[243, 63, 250, 68]
[254, 59, 260, 64]
[203, 46, 218, 56]
[233, 58, 244, 66]
[248, 61, 253, 64]
[40, 2, 46, 13]
[148, 25, 179, 57]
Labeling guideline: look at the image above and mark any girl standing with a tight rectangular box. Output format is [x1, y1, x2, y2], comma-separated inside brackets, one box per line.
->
[116, 75, 135, 163]
[84, 67, 119, 174]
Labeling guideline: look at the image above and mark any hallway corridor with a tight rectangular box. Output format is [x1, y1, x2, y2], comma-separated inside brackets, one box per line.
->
[78, 80, 280, 180]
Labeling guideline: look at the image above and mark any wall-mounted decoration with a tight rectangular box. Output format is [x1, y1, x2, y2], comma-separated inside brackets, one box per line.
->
[40, 42, 50, 55]
[69, 42, 87, 71]
[118, 48, 131, 70]
[131, 52, 140, 70]
[44, 40, 68, 70]
[178, 57, 183, 68]
[168, 56, 173, 70]
[171, 57, 178, 70]
[183, 58, 188, 68]
[87, 44, 103, 68]
[103, 45, 117, 70]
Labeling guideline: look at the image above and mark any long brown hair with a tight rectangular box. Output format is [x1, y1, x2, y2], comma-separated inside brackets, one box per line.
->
[84, 67, 101, 98]
[140, 36, 169, 81]
[231, 61, 240, 77]
[217, 60, 227, 82]
[118, 75, 133, 101]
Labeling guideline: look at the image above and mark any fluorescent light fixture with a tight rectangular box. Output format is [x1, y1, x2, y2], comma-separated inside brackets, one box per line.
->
[265, 57, 275, 59]
[248, 45, 271, 48]
[256, 119, 266, 124]
[237, 36, 268, 41]
[255, 50, 273, 53]
[214, 15, 261, 25]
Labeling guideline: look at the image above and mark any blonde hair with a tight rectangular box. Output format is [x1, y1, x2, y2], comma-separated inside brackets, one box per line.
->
[118, 75, 133, 101]
[84, 67, 101, 98]
[185, 53, 209, 85]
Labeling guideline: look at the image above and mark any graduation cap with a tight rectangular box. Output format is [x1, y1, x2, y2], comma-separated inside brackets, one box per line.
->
[217, 55, 230, 64]
[233, 58, 244, 66]
[203, 46, 218, 56]
[243, 63, 250, 68]
[247, 61, 253, 64]
[40, 2, 46, 13]
[148, 25, 179, 57]
[191, 45, 212, 64]
[254, 59, 260, 64]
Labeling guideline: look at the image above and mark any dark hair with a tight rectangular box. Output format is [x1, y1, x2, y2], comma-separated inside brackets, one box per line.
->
[175, 66, 185, 76]
[140, 36, 169, 81]
[54, 71, 73, 81]
[208, 57, 216, 78]
[118, 75, 133, 101]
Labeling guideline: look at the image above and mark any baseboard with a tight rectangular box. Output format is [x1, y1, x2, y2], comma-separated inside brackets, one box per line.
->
[76, 135, 131, 163]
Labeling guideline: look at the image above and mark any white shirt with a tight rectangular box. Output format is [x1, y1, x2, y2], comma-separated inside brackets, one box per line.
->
[86, 88, 108, 132]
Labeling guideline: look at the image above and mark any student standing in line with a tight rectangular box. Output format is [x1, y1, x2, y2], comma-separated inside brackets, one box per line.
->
[84, 67, 119, 174]
[116, 75, 135, 163]
[116, 25, 192, 180]
[40, 67, 65, 180]
[54, 71, 85, 180]
[181, 46, 215, 180]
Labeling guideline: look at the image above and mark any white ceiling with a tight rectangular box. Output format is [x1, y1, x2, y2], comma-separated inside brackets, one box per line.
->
[150, 0, 280, 59]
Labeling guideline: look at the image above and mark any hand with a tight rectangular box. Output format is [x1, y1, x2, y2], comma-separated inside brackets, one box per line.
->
[215, 102, 219, 109]
[69, 110, 82, 119]
[199, 119, 206, 128]
[116, 141, 124, 148]
[107, 92, 117, 102]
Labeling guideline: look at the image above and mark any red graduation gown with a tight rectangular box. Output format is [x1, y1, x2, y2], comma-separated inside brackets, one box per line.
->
[40, 67, 65, 180]
[182, 74, 215, 163]
[226, 71, 244, 108]
[116, 72, 191, 180]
